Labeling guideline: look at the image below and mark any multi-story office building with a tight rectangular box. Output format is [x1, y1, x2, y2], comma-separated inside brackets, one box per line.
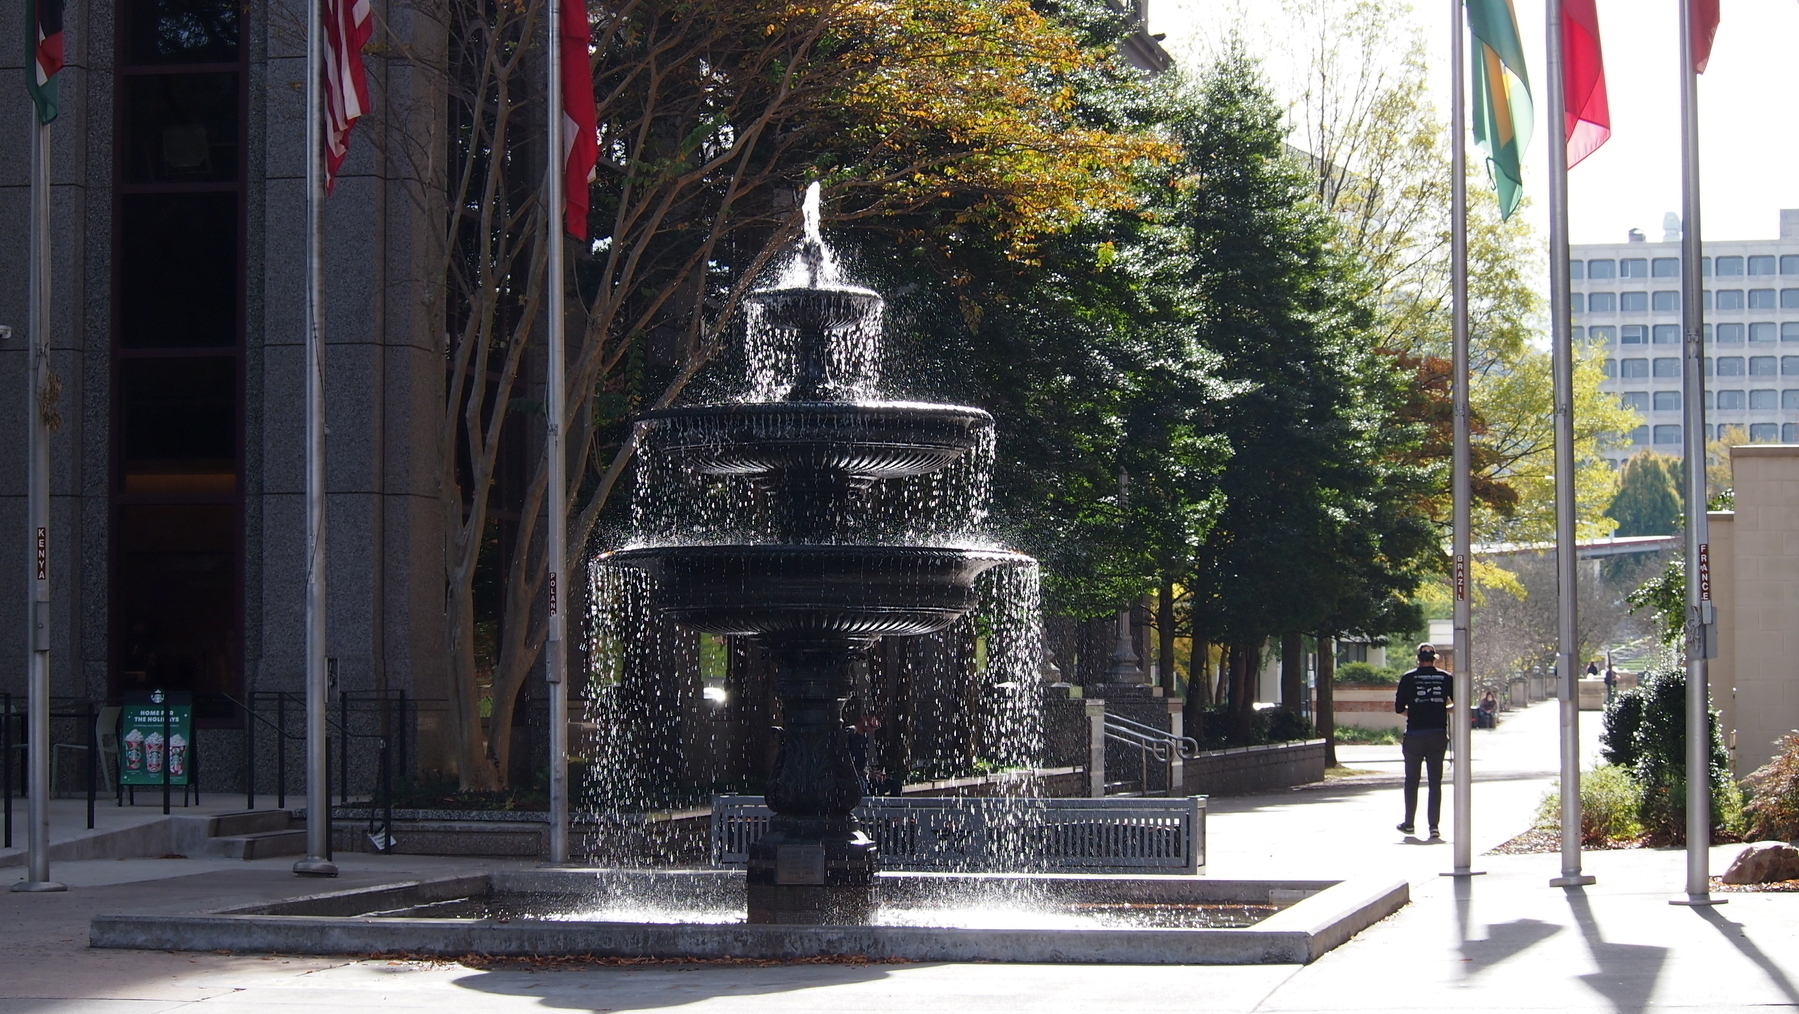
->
[1579, 210, 1799, 464]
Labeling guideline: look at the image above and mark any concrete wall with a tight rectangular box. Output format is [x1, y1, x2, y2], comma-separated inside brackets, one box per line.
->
[1185, 739, 1326, 797]
[1710, 445, 1799, 777]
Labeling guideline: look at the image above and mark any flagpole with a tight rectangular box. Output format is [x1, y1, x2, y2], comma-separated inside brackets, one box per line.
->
[294, 0, 337, 878]
[1545, 0, 1594, 889]
[545, 0, 571, 866]
[1671, 0, 1721, 908]
[12, 108, 65, 895]
[1446, 0, 1479, 879]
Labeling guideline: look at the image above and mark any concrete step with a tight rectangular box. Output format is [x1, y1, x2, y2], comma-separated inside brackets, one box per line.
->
[236, 828, 308, 859]
[205, 809, 292, 838]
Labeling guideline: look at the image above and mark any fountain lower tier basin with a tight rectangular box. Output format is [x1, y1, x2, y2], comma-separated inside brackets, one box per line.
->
[605, 545, 1031, 638]
[89, 869, 1408, 965]
[639, 402, 991, 480]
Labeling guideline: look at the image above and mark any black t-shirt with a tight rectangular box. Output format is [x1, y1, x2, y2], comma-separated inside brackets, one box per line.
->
[1396, 666, 1453, 734]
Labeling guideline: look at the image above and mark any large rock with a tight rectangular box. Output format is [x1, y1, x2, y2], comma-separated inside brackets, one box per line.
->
[1721, 842, 1799, 885]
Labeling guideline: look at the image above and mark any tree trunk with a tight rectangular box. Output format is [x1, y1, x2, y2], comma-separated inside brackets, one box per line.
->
[1315, 632, 1337, 768]
[1190, 639, 1210, 705]
[1280, 631, 1304, 715]
[1158, 578, 1178, 696]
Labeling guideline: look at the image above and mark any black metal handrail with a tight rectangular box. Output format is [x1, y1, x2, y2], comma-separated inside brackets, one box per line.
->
[3, 695, 108, 847]
[227, 690, 407, 856]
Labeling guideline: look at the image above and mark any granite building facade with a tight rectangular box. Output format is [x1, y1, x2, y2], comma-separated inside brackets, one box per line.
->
[1, 0, 457, 782]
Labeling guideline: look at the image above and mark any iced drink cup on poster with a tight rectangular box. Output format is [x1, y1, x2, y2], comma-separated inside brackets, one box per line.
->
[146, 731, 165, 774]
[124, 728, 145, 771]
[168, 734, 188, 778]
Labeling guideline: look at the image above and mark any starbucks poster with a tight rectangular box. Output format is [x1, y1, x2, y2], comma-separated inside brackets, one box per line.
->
[119, 690, 193, 786]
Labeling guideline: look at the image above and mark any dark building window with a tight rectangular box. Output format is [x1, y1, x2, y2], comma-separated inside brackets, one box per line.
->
[112, 0, 245, 720]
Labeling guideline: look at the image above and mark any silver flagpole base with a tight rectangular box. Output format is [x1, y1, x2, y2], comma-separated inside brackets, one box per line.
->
[1550, 874, 1596, 887]
[292, 857, 338, 877]
[10, 880, 68, 892]
[1441, 870, 1486, 879]
[1670, 894, 1726, 907]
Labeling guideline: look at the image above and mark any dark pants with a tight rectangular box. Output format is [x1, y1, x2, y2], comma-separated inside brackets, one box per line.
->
[1401, 730, 1448, 830]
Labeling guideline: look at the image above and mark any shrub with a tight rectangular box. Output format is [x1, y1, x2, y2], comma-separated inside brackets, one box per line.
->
[1619, 666, 1735, 844]
[1742, 731, 1799, 842]
[1335, 662, 1399, 685]
[1601, 686, 1647, 769]
[1332, 724, 1401, 745]
[1533, 765, 1644, 846]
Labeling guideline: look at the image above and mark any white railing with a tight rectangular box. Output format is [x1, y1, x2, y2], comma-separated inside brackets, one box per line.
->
[710, 794, 1205, 875]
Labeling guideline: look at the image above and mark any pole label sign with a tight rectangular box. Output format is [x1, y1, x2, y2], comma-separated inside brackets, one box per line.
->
[1697, 543, 1712, 601]
[119, 690, 193, 786]
[1455, 554, 1468, 601]
[36, 526, 46, 581]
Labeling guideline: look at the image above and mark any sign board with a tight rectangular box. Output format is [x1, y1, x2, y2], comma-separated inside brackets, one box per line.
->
[119, 690, 193, 786]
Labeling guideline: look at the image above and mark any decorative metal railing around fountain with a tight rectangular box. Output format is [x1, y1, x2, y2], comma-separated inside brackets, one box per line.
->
[588, 184, 1040, 925]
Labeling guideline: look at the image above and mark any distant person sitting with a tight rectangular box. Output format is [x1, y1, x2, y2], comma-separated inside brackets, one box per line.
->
[1395, 643, 1453, 840]
[1476, 689, 1498, 729]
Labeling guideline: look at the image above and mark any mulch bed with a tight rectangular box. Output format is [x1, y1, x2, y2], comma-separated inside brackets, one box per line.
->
[1487, 828, 1652, 855]
[1711, 877, 1799, 893]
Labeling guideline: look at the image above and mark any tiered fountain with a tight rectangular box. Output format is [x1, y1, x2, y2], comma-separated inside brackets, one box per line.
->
[608, 186, 1028, 923]
[88, 188, 1411, 964]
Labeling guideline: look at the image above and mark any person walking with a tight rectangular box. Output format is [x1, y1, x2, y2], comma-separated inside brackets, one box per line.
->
[1395, 643, 1453, 839]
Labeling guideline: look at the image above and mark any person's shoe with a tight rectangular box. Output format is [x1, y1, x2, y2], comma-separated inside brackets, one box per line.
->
[1397, 822, 1415, 835]
[1428, 828, 1442, 840]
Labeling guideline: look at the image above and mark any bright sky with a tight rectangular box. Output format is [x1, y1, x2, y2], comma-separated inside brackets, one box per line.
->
[1150, 0, 1799, 246]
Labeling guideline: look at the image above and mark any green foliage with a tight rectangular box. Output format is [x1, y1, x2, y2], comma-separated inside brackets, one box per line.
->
[1600, 685, 1647, 769]
[1742, 731, 1799, 842]
[1191, 705, 1315, 749]
[1608, 452, 1683, 537]
[1532, 765, 1644, 846]
[1626, 556, 1686, 648]
[1604, 666, 1735, 843]
[1175, 46, 1435, 657]
[1332, 724, 1402, 745]
[1334, 662, 1399, 685]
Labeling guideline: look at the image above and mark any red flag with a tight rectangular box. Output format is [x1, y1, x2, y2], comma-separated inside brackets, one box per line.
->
[560, 0, 597, 239]
[25, 0, 64, 123]
[323, 0, 373, 191]
[1690, 0, 1720, 73]
[1562, 0, 1609, 167]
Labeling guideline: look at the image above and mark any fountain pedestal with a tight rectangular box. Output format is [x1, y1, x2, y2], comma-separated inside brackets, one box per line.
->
[745, 640, 877, 924]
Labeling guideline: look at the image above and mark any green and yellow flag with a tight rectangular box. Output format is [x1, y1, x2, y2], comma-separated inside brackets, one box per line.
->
[1465, 0, 1533, 220]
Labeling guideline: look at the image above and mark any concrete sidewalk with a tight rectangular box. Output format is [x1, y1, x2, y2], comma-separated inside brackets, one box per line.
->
[0, 699, 1791, 1013]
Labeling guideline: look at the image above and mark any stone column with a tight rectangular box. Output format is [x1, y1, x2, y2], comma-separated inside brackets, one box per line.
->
[744, 638, 877, 924]
[1085, 698, 1107, 797]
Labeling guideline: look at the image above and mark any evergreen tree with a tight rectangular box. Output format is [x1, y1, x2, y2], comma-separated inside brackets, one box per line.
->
[1607, 451, 1683, 537]
[1175, 46, 1432, 735]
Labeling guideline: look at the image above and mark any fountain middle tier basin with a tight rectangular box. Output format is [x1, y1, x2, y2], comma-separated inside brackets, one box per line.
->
[639, 402, 992, 481]
[605, 544, 1031, 638]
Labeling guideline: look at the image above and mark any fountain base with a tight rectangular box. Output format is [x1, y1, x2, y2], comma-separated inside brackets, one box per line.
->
[744, 816, 878, 924]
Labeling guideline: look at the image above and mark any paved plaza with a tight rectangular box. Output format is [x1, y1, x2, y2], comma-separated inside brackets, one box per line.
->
[2, 700, 1794, 1013]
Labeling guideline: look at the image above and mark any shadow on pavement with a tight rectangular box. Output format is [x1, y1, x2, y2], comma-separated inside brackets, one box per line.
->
[1692, 905, 1799, 1007]
[450, 961, 899, 1010]
[1453, 878, 1562, 980]
[1564, 887, 1667, 1014]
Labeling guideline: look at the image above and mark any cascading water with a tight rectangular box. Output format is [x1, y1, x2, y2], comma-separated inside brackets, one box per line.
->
[584, 183, 1043, 924]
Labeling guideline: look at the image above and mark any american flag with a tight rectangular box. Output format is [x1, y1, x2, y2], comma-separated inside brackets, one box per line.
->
[25, 0, 64, 124]
[324, 0, 373, 191]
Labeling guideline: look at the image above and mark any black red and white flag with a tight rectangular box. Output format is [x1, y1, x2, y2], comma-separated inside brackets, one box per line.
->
[324, 0, 373, 190]
[25, 0, 64, 124]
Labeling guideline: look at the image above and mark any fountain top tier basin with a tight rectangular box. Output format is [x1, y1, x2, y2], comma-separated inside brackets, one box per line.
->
[605, 544, 1029, 640]
[639, 401, 991, 483]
